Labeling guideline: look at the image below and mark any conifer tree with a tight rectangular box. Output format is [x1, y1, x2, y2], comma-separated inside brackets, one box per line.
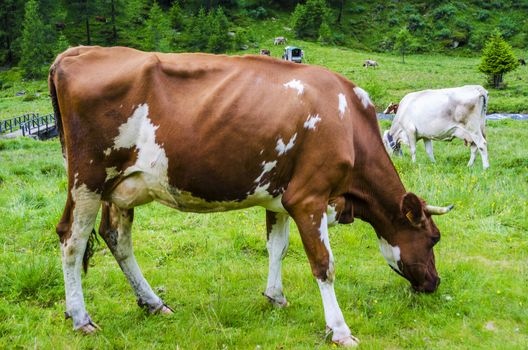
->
[207, 8, 231, 53]
[318, 20, 333, 44]
[478, 31, 519, 88]
[186, 8, 208, 51]
[144, 2, 171, 52]
[169, 1, 185, 32]
[55, 33, 70, 56]
[19, 0, 47, 78]
[395, 28, 413, 63]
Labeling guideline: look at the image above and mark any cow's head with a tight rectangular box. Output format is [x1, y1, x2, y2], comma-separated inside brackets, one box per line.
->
[383, 102, 399, 114]
[382, 130, 402, 156]
[379, 192, 452, 293]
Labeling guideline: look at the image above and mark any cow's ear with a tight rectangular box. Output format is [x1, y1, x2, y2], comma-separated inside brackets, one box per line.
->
[401, 192, 424, 226]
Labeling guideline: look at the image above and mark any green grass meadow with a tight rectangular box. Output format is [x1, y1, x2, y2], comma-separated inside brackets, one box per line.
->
[0, 118, 526, 349]
[0, 37, 527, 348]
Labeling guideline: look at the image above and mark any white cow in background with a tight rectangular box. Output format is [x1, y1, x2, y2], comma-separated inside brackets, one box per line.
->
[382, 85, 489, 169]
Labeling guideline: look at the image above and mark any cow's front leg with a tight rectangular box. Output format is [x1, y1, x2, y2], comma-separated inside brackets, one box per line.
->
[288, 201, 359, 347]
[263, 211, 290, 307]
[99, 203, 172, 314]
[424, 139, 436, 163]
[468, 143, 478, 167]
[57, 185, 101, 333]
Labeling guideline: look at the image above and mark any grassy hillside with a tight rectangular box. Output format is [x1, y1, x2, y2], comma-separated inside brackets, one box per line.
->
[335, 0, 528, 53]
[0, 119, 526, 349]
[1, 37, 527, 118]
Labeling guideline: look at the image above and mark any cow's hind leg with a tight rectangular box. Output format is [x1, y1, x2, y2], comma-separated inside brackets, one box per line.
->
[263, 210, 289, 307]
[285, 198, 359, 347]
[57, 185, 101, 333]
[424, 139, 436, 163]
[99, 202, 172, 314]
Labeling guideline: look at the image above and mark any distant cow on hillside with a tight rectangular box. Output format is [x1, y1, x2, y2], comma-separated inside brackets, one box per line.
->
[383, 85, 489, 169]
[260, 49, 271, 56]
[274, 36, 287, 45]
[363, 59, 379, 68]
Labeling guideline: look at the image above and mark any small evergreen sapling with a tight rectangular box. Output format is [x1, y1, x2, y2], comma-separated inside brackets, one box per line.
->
[478, 31, 519, 88]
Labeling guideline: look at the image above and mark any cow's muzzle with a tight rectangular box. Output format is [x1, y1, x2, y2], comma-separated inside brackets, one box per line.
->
[412, 276, 441, 293]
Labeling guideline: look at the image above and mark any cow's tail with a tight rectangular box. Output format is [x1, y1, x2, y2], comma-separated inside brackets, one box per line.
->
[48, 60, 65, 157]
[479, 87, 488, 138]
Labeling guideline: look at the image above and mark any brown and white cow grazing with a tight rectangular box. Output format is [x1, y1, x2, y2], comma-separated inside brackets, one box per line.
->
[383, 85, 489, 169]
[383, 102, 399, 114]
[49, 46, 452, 347]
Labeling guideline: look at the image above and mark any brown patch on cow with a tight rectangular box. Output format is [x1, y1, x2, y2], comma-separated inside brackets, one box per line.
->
[56, 194, 74, 244]
[401, 192, 424, 226]
[265, 210, 278, 240]
[83, 229, 98, 273]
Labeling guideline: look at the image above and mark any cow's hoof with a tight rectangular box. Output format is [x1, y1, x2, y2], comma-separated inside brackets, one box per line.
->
[333, 335, 360, 347]
[78, 321, 100, 335]
[326, 326, 359, 347]
[262, 292, 288, 308]
[158, 304, 174, 315]
[150, 303, 174, 315]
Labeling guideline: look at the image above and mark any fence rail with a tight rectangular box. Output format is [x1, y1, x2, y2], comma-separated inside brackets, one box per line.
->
[20, 113, 57, 139]
[0, 113, 39, 134]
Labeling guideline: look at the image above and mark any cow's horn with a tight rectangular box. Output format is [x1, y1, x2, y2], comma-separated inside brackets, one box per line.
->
[425, 204, 454, 215]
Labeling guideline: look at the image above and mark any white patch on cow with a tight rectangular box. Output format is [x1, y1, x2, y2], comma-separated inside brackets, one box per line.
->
[108, 103, 173, 206]
[107, 104, 287, 214]
[283, 79, 304, 95]
[255, 161, 277, 183]
[378, 237, 401, 272]
[61, 183, 101, 329]
[304, 114, 321, 130]
[105, 166, 121, 182]
[265, 213, 290, 305]
[89, 159, 93, 164]
[318, 213, 335, 279]
[353, 86, 372, 109]
[103, 148, 112, 156]
[276, 133, 297, 156]
[326, 205, 338, 227]
[338, 93, 348, 119]
[317, 279, 355, 345]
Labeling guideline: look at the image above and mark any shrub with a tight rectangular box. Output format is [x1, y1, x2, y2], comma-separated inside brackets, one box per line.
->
[247, 6, 267, 19]
[292, 0, 330, 40]
[408, 14, 425, 32]
[498, 18, 518, 39]
[432, 4, 457, 20]
[435, 28, 452, 39]
[479, 31, 519, 88]
[476, 9, 489, 21]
